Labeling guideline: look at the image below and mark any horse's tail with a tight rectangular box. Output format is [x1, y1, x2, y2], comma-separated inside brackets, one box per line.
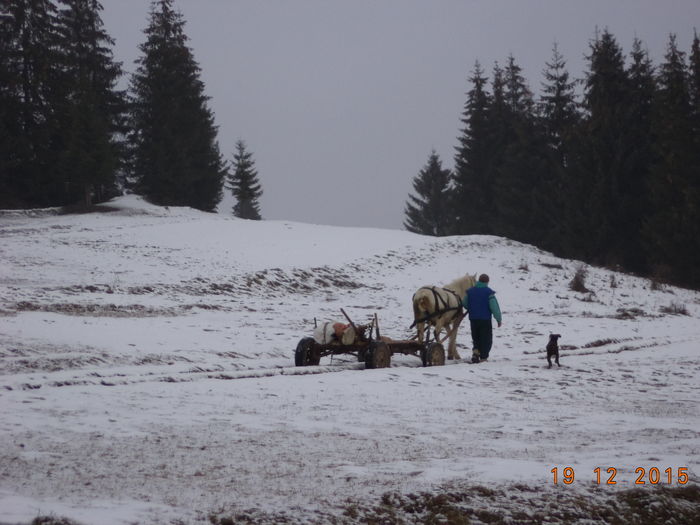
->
[417, 295, 431, 313]
[410, 289, 432, 329]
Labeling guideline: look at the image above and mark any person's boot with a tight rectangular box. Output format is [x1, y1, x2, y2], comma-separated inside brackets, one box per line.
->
[471, 348, 480, 363]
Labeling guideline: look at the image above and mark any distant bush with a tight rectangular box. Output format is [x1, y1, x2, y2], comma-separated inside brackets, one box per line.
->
[610, 274, 618, 289]
[616, 307, 647, 319]
[650, 278, 664, 291]
[540, 262, 564, 269]
[660, 301, 689, 316]
[569, 265, 590, 293]
[32, 517, 81, 525]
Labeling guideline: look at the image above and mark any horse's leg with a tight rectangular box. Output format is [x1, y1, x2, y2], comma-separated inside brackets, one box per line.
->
[434, 318, 449, 358]
[436, 317, 462, 360]
[413, 297, 426, 344]
[451, 315, 465, 360]
[448, 324, 460, 360]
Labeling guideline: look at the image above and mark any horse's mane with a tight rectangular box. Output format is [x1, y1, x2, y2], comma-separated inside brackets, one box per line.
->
[444, 273, 476, 297]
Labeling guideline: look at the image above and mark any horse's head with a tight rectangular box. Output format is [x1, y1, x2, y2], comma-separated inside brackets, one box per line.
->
[460, 273, 477, 293]
[447, 273, 478, 296]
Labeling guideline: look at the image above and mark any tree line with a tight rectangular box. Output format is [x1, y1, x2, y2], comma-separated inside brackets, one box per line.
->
[3, 3, 699, 289]
[405, 30, 700, 290]
[0, 0, 263, 219]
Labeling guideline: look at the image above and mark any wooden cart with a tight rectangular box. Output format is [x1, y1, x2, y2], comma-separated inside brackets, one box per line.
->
[294, 310, 446, 369]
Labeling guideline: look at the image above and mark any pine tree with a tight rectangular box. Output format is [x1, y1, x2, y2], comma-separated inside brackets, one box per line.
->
[569, 29, 632, 263]
[646, 35, 698, 287]
[539, 43, 579, 166]
[0, 0, 62, 207]
[686, 31, 700, 288]
[129, 0, 224, 212]
[452, 61, 491, 234]
[493, 55, 541, 242]
[690, 31, 700, 161]
[504, 54, 534, 115]
[692, 31, 700, 96]
[477, 62, 511, 237]
[486, 61, 510, 176]
[538, 43, 580, 253]
[227, 140, 263, 220]
[54, 0, 126, 206]
[404, 150, 452, 236]
[0, 4, 20, 204]
[620, 38, 656, 274]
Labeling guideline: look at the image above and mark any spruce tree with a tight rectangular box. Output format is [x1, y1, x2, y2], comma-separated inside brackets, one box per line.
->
[129, 0, 224, 211]
[493, 55, 541, 242]
[479, 62, 510, 236]
[539, 43, 578, 166]
[620, 38, 656, 273]
[227, 140, 263, 220]
[646, 35, 698, 287]
[504, 54, 534, 115]
[0, 5, 19, 205]
[54, 0, 126, 206]
[686, 32, 700, 288]
[570, 29, 632, 264]
[538, 43, 580, 253]
[0, 0, 62, 207]
[452, 61, 491, 234]
[404, 150, 452, 236]
[690, 31, 700, 166]
[692, 31, 700, 107]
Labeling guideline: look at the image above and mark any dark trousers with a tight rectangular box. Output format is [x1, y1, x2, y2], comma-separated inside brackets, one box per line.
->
[470, 319, 493, 358]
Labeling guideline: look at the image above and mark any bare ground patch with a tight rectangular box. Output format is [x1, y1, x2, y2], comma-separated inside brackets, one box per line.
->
[208, 482, 700, 525]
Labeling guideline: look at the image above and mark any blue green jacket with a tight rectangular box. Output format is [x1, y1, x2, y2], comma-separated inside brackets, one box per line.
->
[462, 282, 502, 323]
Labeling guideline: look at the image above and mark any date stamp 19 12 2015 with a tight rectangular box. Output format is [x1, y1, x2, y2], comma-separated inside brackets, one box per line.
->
[551, 466, 690, 485]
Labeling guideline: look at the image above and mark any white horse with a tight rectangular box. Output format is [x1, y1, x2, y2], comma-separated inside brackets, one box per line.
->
[411, 273, 477, 360]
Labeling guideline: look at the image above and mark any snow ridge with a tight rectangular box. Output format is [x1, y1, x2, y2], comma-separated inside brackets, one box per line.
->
[1, 197, 698, 524]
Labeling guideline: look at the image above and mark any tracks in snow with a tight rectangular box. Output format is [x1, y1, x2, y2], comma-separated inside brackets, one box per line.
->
[1, 334, 691, 393]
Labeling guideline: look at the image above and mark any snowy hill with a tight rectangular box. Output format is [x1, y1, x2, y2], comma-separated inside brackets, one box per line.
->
[1, 196, 699, 524]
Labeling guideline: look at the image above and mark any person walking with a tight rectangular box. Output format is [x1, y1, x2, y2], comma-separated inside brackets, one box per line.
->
[462, 273, 502, 363]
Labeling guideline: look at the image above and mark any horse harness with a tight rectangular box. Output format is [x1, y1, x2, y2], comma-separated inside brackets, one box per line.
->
[410, 286, 464, 328]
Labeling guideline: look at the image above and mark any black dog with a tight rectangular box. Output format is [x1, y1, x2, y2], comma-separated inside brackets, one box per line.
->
[546, 334, 561, 368]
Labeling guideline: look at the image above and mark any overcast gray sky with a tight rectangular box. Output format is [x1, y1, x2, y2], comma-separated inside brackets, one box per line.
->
[101, 0, 700, 230]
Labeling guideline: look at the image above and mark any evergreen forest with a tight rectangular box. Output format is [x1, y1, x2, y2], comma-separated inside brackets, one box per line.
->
[1, 2, 699, 289]
[407, 32, 700, 290]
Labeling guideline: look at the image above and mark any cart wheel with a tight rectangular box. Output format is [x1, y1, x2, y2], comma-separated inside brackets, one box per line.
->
[295, 337, 320, 366]
[422, 342, 445, 367]
[365, 342, 391, 369]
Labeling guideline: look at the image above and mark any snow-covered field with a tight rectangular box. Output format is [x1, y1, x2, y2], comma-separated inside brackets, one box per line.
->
[1, 196, 699, 524]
